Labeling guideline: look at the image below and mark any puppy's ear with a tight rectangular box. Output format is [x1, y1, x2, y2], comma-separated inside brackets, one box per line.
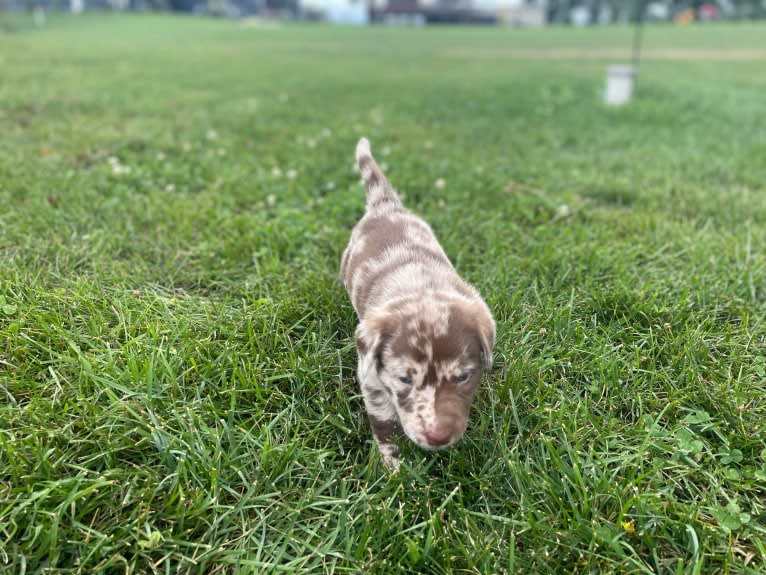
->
[355, 313, 396, 371]
[473, 303, 496, 370]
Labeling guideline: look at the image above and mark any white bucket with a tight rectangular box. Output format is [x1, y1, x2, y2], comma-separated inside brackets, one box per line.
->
[605, 65, 636, 106]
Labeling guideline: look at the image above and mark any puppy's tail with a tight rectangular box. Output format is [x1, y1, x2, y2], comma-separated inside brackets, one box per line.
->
[356, 138, 401, 211]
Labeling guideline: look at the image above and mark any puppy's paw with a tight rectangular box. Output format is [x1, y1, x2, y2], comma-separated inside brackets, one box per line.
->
[378, 442, 401, 474]
[382, 452, 401, 474]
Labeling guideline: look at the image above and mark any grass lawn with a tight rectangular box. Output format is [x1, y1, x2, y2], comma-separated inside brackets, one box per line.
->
[2, 14, 766, 574]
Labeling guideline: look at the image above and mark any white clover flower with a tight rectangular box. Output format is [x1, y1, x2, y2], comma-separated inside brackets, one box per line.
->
[434, 178, 446, 190]
[271, 166, 282, 177]
[108, 156, 130, 175]
[165, 184, 175, 192]
[286, 169, 297, 180]
[156, 152, 166, 161]
[266, 194, 276, 207]
[206, 129, 218, 141]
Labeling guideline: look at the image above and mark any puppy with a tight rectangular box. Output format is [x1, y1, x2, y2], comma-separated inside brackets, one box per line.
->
[341, 138, 495, 472]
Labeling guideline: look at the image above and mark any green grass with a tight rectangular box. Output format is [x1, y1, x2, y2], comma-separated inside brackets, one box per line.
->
[2, 14, 766, 574]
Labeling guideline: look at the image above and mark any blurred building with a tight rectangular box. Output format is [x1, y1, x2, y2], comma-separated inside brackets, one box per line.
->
[301, 0, 368, 23]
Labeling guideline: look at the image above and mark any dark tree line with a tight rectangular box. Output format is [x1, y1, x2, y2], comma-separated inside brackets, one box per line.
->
[545, 0, 766, 22]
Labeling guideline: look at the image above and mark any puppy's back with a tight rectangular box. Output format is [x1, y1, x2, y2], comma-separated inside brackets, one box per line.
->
[341, 140, 475, 317]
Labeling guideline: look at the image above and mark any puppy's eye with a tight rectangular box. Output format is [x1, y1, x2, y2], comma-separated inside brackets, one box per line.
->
[456, 372, 470, 383]
[398, 376, 413, 385]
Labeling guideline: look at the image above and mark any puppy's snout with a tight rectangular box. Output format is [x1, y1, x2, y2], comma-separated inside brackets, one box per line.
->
[424, 426, 452, 448]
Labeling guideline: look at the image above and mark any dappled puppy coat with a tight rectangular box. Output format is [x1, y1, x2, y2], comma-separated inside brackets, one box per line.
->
[341, 138, 495, 472]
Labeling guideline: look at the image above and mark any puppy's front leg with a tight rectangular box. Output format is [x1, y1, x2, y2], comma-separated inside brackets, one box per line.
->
[366, 407, 400, 473]
[359, 364, 401, 472]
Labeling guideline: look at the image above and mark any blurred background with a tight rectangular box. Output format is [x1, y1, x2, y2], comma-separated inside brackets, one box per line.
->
[1, 0, 764, 27]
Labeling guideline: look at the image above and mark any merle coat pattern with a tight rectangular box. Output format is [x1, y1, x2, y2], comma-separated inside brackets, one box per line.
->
[341, 138, 495, 471]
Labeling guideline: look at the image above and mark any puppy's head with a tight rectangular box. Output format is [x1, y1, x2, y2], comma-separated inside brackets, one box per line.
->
[356, 296, 495, 450]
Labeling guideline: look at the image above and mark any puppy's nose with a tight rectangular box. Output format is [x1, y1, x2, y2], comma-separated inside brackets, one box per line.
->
[424, 427, 451, 447]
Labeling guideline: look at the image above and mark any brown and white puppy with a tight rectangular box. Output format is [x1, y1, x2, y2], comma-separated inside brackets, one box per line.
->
[341, 138, 495, 472]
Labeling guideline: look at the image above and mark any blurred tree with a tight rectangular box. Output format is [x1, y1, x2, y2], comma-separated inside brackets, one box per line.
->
[0, 0, 13, 32]
[265, 0, 297, 14]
